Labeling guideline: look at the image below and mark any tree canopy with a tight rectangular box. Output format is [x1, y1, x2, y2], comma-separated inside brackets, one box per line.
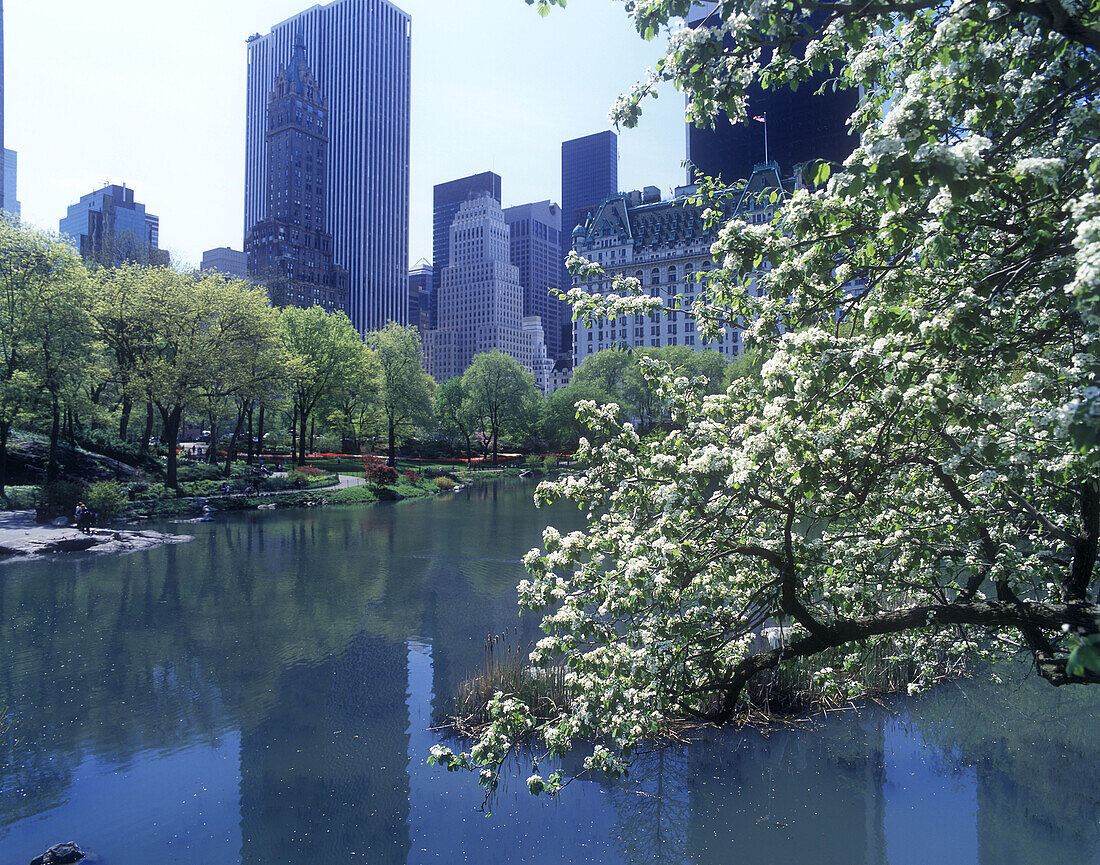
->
[434, 0, 1100, 794]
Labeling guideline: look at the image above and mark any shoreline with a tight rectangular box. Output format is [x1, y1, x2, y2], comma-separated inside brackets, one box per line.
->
[0, 510, 193, 561]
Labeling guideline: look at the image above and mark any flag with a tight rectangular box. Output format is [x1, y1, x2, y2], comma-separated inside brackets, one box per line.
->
[752, 114, 767, 123]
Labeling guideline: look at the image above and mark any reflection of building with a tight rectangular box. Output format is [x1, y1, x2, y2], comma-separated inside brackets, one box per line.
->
[432, 171, 501, 329]
[560, 131, 618, 359]
[572, 163, 797, 361]
[685, 3, 859, 184]
[59, 184, 169, 267]
[504, 200, 562, 360]
[2, 148, 18, 217]
[244, 0, 410, 333]
[408, 259, 431, 335]
[238, 633, 411, 865]
[200, 247, 248, 278]
[245, 32, 348, 313]
[425, 195, 548, 382]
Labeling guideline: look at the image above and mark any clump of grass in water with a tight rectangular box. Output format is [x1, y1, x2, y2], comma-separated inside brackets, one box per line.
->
[451, 630, 969, 736]
[451, 628, 571, 735]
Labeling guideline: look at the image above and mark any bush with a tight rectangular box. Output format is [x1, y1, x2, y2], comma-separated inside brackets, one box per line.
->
[525, 455, 544, 472]
[433, 476, 456, 491]
[295, 465, 325, 477]
[86, 481, 128, 521]
[403, 469, 421, 484]
[177, 463, 223, 482]
[35, 480, 86, 522]
[542, 456, 558, 473]
[362, 455, 398, 487]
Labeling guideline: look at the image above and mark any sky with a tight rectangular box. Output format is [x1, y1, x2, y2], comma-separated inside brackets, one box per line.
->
[6, 0, 691, 270]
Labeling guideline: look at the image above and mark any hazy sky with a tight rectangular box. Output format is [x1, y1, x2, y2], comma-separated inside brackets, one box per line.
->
[6, 0, 690, 269]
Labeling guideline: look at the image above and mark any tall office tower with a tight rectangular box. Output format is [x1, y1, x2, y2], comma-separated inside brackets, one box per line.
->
[59, 184, 169, 266]
[431, 171, 501, 329]
[201, 247, 249, 278]
[425, 195, 547, 383]
[560, 131, 617, 359]
[245, 0, 411, 334]
[1, 0, 5, 213]
[2, 148, 17, 217]
[684, 4, 858, 184]
[408, 258, 431, 334]
[503, 200, 562, 357]
[246, 32, 348, 313]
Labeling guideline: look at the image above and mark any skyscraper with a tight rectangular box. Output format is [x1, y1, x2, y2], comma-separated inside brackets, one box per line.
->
[684, 3, 858, 184]
[59, 184, 169, 267]
[2, 148, 17, 217]
[431, 171, 501, 329]
[1, 0, 5, 215]
[425, 194, 547, 383]
[246, 31, 348, 314]
[245, 0, 411, 334]
[560, 131, 618, 358]
[503, 200, 562, 356]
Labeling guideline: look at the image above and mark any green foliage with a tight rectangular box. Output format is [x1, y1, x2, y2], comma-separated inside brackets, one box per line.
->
[34, 480, 85, 520]
[433, 476, 457, 491]
[463, 351, 540, 462]
[440, 0, 1100, 796]
[85, 480, 127, 520]
[368, 322, 435, 465]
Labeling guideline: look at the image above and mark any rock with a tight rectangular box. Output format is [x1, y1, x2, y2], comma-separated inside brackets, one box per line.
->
[257, 503, 276, 509]
[42, 537, 100, 553]
[50, 517, 71, 527]
[29, 841, 85, 865]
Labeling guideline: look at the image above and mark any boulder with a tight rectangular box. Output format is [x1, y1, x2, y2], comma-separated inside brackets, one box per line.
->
[50, 517, 71, 527]
[29, 842, 85, 865]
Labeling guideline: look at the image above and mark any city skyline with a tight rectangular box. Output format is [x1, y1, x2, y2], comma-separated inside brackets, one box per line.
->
[6, 0, 685, 270]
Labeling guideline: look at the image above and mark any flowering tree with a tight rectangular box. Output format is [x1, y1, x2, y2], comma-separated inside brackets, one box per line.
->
[430, 0, 1100, 792]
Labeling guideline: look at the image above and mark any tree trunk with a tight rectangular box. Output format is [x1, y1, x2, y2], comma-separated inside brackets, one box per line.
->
[297, 408, 309, 467]
[246, 404, 255, 464]
[290, 407, 298, 465]
[0, 420, 10, 503]
[387, 416, 397, 467]
[119, 393, 133, 441]
[257, 405, 266, 462]
[47, 398, 62, 482]
[160, 405, 183, 491]
[207, 414, 219, 465]
[224, 404, 248, 478]
[139, 401, 154, 459]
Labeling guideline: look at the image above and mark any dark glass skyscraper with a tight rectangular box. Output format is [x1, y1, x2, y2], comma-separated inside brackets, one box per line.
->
[430, 171, 501, 329]
[245, 32, 348, 313]
[560, 131, 617, 358]
[503, 200, 562, 357]
[685, 5, 858, 184]
[245, 0, 411, 334]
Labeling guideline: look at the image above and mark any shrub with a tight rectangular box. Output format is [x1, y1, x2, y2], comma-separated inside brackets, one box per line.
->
[34, 480, 86, 522]
[525, 455, 544, 472]
[542, 456, 558, 473]
[433, 476, 456, 491]
[403, 469, 421, 484]
[177, 463, 223, 482]
[295, 465, 325, 477]
[86, 481, 128, 520]
[362, 455, 398, 487]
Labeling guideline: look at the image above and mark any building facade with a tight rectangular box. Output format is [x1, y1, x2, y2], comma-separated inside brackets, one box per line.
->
[503, 200, 562, 361]
[431, 171, 501, 329]
[244, 0, 410, 333]
[560, 131, 618, 359]
[425, 195, 549, 384]
[245, 32, 348, 313]
[572, 163, 798, 362]
[408, 258, 432, 334]
[2, 148, 17, 217]
[59, 184, 169, 267]
[684, 4, 858, 184]
[201, 247, 249, 278]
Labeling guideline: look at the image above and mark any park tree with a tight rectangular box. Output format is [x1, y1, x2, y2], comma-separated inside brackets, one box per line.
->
[368, 322, 435, 466]
[131, 269, 282, 490]
[540, 378, 622, 453]
[279, 306, 365, 466]
[325, 342, 380, 454]
[431, 0, 1100, 793]
[463, 351, 540, 464]
[434, 376, 479, 463]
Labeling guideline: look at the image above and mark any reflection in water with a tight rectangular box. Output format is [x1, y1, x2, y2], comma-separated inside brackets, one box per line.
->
[1, 480, 1099, 864]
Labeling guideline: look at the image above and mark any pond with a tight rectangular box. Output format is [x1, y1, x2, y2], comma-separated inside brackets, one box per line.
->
[1, 479, 1098, 864]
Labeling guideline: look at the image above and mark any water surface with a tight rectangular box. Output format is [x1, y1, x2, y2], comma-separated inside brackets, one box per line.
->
[1, 480, 1098, 863]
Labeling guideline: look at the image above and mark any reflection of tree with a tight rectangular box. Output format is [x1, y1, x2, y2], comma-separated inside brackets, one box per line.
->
[607, 747, 692, 865]
[909, 665, 1100, 863]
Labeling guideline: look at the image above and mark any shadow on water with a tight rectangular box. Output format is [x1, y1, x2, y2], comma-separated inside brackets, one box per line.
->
[0, 478, 1098, 863]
